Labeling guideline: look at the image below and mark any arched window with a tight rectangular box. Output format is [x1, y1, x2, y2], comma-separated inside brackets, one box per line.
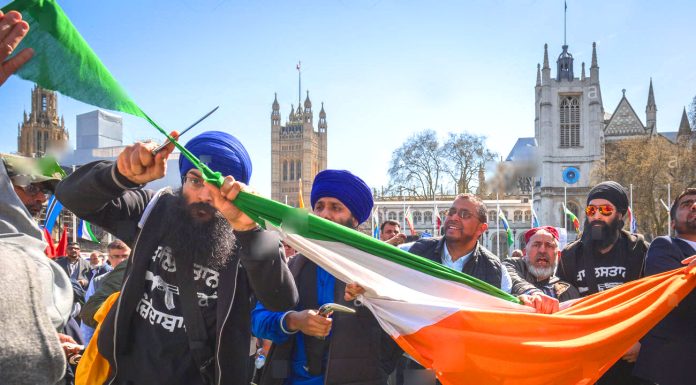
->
[424, 211, 432, 224]
[290, 161, 295, 180]
[513, 210, 523, 222]
[413, 211, 422, 224]
[565, 202, 581, 233]
[296, 160, 302, 180]
[524, 210, 531, 223]
[560, 96, 580, 148]
[388, 212, 397, 221]
[282, 161, 287, 181]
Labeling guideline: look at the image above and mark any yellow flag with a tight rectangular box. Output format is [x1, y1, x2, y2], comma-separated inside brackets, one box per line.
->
[298, 178, 305, 208]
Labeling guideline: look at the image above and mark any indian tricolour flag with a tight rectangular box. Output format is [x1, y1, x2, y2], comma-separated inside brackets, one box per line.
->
[9, 1, 696, 384]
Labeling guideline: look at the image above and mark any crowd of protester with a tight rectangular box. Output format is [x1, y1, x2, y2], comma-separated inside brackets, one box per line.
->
[2, 9, 695, 385]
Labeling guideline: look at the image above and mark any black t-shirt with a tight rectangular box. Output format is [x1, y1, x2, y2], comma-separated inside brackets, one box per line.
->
[118, 245, 219, 385]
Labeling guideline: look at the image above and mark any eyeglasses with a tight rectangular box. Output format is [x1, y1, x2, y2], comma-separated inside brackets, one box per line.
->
[19, 184, 51, 196]
[585, 204, 615, 217]
[447, 207, 477, 220]
[678, 199, 696, 209]
[183, 176, 205, 189]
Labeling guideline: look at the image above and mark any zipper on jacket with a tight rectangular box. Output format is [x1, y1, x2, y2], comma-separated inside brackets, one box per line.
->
[215, 259, 240, 385]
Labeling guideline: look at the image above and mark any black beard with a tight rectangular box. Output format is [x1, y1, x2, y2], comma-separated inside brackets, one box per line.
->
[582, 217, 624, 251]
[163, 190, 236, 270]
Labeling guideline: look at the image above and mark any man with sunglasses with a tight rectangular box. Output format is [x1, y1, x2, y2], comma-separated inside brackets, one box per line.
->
[55, 131, 298, 385]
[558, 181, 648, 385]
[633, 188, 696, 385]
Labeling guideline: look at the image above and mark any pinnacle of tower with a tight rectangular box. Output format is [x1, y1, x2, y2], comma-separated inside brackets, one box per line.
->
[296, 104, 303, 115]
[304, 90, 312, 109]
[556, 44, 574, 81]
[581, 62, 586, 80]
[543, 44, 549, 69]
[536, 63, 541, 86]
[647, 78, 656, 108]
[289, 104, 295, 120]
[319, 102, 326, 118]
[272, 92, 279, 110]
[591, 42, 598, 68]
[678, 107, 692, 136]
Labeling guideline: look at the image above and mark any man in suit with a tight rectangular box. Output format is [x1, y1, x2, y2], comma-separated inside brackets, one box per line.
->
[56, 242, 91, 288]
[634, 188, 696, 385]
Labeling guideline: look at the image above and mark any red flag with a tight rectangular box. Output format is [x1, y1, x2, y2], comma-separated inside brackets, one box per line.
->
[55, 227, 68, 257]
[42, 227, 56, 258]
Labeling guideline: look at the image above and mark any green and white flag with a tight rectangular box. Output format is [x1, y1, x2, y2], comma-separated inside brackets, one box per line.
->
[78, 219, 98, 243]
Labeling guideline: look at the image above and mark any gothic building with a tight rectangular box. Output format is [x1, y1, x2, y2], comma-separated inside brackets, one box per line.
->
[17, 85, 69, 156]
[271, 91, 327, 207]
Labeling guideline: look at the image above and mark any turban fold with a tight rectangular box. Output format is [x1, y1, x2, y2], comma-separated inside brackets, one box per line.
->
[524, 226, 559, 243]
[310, 169, 373, 224]
[178, 131, 252, 184]
[587, 181, 628, 215]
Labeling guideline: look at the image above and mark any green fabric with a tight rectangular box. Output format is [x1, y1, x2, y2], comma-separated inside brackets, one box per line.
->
[3, 0, 519, 305]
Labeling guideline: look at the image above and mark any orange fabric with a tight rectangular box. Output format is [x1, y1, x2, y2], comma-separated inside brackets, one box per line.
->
[395, 265, 696, 385]
[75, 291, 120, 385]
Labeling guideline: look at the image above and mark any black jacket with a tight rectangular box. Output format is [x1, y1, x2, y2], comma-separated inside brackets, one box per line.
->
[503, 257, 581, 302]
[55, 256, 91, 284]
[408, 237, 539, 294]
[633, 236, 696, 385]
[56, 161, 298, 385]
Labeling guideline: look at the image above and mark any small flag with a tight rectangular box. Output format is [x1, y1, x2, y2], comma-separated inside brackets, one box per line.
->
[531, 208, 540, 228]
[296, 61, 301, 71]
[498, 209, 514, 248]
[78, 219, 99, 243]
[627, 207, 638, 233]
[372, 208, 380, 239]
[43, 195, 63, 233]
[434, 205, 442, 235]
[42, 227, 56, 258]
[55, 227, 68, 257]
[298, 178, 305, 209]
[405, 207, 416, 236]
[563, 204, 580, 231]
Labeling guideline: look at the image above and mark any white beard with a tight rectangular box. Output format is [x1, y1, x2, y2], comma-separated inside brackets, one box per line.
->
[525, 260, 557, 281]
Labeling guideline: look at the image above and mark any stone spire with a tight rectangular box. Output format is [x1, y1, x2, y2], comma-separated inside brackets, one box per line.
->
[581, 62, 585, 81]
[591, 42, 598, 68]
[678, 107, 692, 139]
[271, 93, 281, 126]
[646, 78, 657, 134]
[536, 63, 541, 86]
[589, 42, 599, 85]
[542, 44, 551, 83]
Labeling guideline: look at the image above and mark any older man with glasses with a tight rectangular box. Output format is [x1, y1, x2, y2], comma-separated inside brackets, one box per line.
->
[557, 181, 649, 385]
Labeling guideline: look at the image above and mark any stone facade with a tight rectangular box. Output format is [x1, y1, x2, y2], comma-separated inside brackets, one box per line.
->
[271, 91, 327, 207]
[17, 85, 69, 156]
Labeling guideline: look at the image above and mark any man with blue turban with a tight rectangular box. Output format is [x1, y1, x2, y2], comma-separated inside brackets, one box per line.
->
[252, 169, 402, 385]
[56, 131, 298, 385]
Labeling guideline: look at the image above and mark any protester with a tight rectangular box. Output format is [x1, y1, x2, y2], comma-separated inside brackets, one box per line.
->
[252, 169, 402, 385]
[380, 219, 406, 246]
[55, 242, 91, 288]
[558, 181, 648, 385]
[634, 188, 696, 385]
[86, 251, 111, 281]
[504, 226, 580, 301]
[56, 131, 298, 385]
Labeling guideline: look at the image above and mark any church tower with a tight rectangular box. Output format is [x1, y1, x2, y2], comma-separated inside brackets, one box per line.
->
[534, 42, 605, 234]
[271, 90, 328, 207]
[17, 85, 69, 156]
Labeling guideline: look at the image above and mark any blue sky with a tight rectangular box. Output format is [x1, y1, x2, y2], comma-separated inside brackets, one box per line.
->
[1, 0, 694, 196]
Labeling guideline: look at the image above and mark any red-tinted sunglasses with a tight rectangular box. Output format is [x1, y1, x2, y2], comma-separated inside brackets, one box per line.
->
[585, 204, 615, 217]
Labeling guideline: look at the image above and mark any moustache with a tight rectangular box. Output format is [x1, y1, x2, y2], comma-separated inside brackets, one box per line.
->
[188, 202, 217, 216]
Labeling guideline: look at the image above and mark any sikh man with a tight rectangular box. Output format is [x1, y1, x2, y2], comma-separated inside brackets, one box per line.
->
[252, 169, 402, 385]
[557, 181, 648, 385]
[504, 226, 580, 302]
[55, 131, 298, 385]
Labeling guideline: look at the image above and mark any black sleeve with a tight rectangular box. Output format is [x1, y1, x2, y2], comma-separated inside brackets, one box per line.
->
[81, 265, 126, 328]
[55, 161, 155, 246]
[235, 228, 298, 312]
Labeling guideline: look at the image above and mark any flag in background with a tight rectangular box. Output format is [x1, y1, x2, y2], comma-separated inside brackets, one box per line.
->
[42, 227, 56, 258]
[78, 219, 99, 243]
[372, 208, 380, 239]
[405, 207, 416, 235]
[563, 203, 580, 231]
[497, 209, 514, 248]
[531, 207, 540, 228]
[627, 206, 638, 233]
[434, 205, 442, 235]
[43, 195, 63, 233]
[55, 227, 68, 257]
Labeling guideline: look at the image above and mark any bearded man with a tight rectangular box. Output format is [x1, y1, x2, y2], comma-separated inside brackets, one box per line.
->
[504, 226, 579, 302]
[557, 181, 648, 385]
[55, 131, 297, 385]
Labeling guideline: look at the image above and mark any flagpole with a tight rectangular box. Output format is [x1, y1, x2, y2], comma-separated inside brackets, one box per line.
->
[564, 185, 568, 230]
[496, 192, 500, 257]
[530, 177, 534, 229]
[297, 61, 302, 107]
[71, 165, 77, 243]
[629, 184, 633, 232]
[667, 183, 671, 237]
[433, 197, 437, 236]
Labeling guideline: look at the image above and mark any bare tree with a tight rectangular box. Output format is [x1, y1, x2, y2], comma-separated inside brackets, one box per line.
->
[387, 130, 444, 200]
[442, 133, 496, 194]
[689, 95, 696, 129]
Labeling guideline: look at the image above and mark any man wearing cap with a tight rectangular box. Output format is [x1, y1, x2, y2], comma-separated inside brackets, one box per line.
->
[557, 181, 648, 385]
[252, 169, 402, 385]
[55, 131, 298, 385]
[504, 226, 580, 302]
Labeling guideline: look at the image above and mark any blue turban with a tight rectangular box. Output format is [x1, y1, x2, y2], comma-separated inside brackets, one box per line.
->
[178, 131, 252, 184]
[310, 169, 373, 224]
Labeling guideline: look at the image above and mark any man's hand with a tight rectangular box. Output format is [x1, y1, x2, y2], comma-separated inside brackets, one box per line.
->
[285, 309, 332, 338]
[621, 342, 640, 363]
[0, 10, 34, 87]
[77, 278, 88, 288]
[385, 233, 407, 246]
[116, 131, 177, 185]
[519, 292, 559, 314]
[344, 282, 366, 301]
[57, 333, 82, 357]
[209, 175, 257, 231]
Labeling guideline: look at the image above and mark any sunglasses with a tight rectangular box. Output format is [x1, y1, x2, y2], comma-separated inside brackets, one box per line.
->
[446, 207, 479, 221]
[20, 184, 52, 196]
[585, 204, 615, 217]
